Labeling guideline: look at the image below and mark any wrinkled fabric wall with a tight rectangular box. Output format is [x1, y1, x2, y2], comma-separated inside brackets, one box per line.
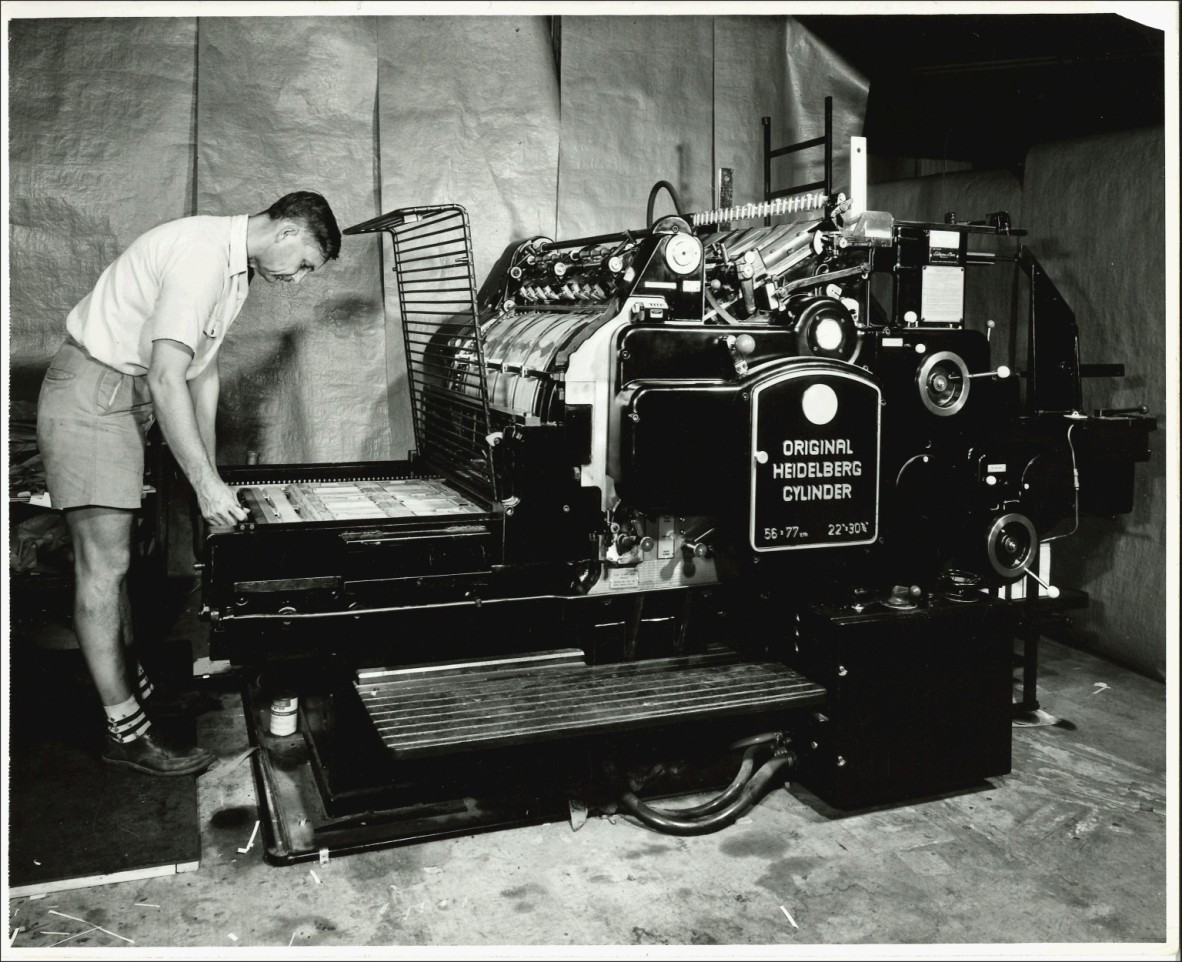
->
[868, 132, 1166, 679]
[197, 17, 387, 465]
[557, 17, 715, 237]
[1023, 129, 1167, 680]
[7, 18, 197, 397]
[8, 14, 865, 463]
[713, 17, 788, 209]
[556, 16, 866, 236]
[781, 18, 870, 199]
[376, 16, 560, 458]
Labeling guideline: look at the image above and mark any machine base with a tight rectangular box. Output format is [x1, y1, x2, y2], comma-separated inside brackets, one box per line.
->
[792, 596, 1015, 810]
[242, 648, 826, 863]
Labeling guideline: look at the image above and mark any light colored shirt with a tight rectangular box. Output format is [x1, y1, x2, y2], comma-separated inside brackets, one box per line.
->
[66, 214, 249, 379]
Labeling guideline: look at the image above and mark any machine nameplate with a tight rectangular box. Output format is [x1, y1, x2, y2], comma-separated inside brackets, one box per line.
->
[749, 370, 881, 552]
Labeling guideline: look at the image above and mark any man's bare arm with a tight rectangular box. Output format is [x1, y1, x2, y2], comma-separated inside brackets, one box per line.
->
[188, 354, 220, 464]
[146, 339, 245, 526]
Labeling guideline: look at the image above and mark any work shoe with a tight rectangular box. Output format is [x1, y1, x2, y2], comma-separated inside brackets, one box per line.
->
[102, 728, 216, 776]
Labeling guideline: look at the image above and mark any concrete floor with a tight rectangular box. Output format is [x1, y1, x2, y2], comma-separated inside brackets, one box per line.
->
[4, 589, 1174, 955]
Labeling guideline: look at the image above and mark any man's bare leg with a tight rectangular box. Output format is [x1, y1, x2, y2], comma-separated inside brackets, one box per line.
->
[117, 575, 154, 699]
[66, 506, 135, 705]
[66, 505, 212, 775]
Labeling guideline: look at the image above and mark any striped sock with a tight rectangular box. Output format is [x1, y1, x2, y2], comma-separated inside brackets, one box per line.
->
[103, 694, 152, 744]
[134, 661, 155, 702]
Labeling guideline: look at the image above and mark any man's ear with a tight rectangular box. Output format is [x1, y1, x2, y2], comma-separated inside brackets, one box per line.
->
[276, 220, 302, 242]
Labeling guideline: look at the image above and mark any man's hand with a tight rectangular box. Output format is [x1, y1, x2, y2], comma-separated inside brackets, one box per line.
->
[147, 339, 247, 526]
[195, 479, 247, 527]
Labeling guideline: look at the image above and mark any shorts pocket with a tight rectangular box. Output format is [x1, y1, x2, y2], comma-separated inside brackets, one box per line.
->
[95, 368, 124, 413]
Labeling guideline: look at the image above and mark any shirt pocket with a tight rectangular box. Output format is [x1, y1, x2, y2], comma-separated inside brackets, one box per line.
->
[44, 367, 76, 382]
[202, 310, 222, 339]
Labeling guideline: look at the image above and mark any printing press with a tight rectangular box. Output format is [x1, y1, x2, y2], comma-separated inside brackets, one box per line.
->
[199, 138, 1154, 862]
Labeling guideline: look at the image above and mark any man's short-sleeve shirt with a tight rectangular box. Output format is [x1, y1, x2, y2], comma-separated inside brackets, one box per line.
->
[66, 214, 249, 379]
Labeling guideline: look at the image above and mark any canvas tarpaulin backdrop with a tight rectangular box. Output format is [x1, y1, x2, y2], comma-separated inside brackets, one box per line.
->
[713, 16, 789, 214]
[376, 15, 561, 459]
[780, 18, 870, 204]
[1022, 128, 1168, 679]
[557, 17, 716, 238]
[196, 16, 388, 465]
[7, 13, 866, 460]
[7, 18, 197, 394]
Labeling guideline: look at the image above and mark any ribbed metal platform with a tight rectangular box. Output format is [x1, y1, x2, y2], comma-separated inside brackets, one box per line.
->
[356, 649, 826, 759]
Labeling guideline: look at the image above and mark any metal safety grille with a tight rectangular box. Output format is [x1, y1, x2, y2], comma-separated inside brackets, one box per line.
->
[344, 205, 496, 505]
[356, 649, 827, 759]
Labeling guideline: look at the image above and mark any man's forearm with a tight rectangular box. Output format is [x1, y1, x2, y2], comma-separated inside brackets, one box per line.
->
[188, 367, 219, 464]
[149, 373, 221, 494]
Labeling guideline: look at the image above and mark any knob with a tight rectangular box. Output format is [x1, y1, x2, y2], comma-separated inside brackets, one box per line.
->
[734, 333, 756, 355]
[883, 584, 922, 609]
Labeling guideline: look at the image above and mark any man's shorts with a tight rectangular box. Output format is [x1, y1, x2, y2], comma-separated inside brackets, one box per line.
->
[36, 337, 155, 510]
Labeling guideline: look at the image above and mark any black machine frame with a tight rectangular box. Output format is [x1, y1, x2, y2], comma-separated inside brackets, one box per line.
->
[197, 108, 1155, 864]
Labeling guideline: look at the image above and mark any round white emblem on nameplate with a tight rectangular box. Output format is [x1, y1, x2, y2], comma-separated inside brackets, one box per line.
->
[801, 383, 839, 425]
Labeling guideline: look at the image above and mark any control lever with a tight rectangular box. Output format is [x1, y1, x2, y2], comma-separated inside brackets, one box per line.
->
[968, 366, 1011, 380]
[682, 526, 716, 560]
[1024, 568, 1060, 600]
[723, 333, 756, 376]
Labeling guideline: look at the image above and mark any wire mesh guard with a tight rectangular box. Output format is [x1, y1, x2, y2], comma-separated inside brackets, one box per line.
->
[344, 206, 496, 505]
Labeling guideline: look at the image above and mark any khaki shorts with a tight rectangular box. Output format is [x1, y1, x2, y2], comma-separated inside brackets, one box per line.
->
[36, 337, 155, 510]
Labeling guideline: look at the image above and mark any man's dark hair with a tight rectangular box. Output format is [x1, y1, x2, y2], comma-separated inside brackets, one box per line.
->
[267, 191, 341, 261]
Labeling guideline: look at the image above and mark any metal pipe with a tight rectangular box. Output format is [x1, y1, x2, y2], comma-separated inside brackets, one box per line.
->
[620, 753, 796, 835]
[639, 733, 779, 818]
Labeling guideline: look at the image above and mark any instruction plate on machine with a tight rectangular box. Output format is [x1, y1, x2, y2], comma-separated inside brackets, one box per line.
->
[921, 265, 965, 324]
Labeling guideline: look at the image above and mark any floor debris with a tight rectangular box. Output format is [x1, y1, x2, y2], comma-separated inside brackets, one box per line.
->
[48, 910, 133, 945]
[780, 905, 799, 929]
[237, 820, 261, 854]
[49, 926, 98, 947]
[134, 903, 160, 908]
[309, 869, 322, 885]
[220, 746, 258, 773]
[1092, 682, 1111, 695]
